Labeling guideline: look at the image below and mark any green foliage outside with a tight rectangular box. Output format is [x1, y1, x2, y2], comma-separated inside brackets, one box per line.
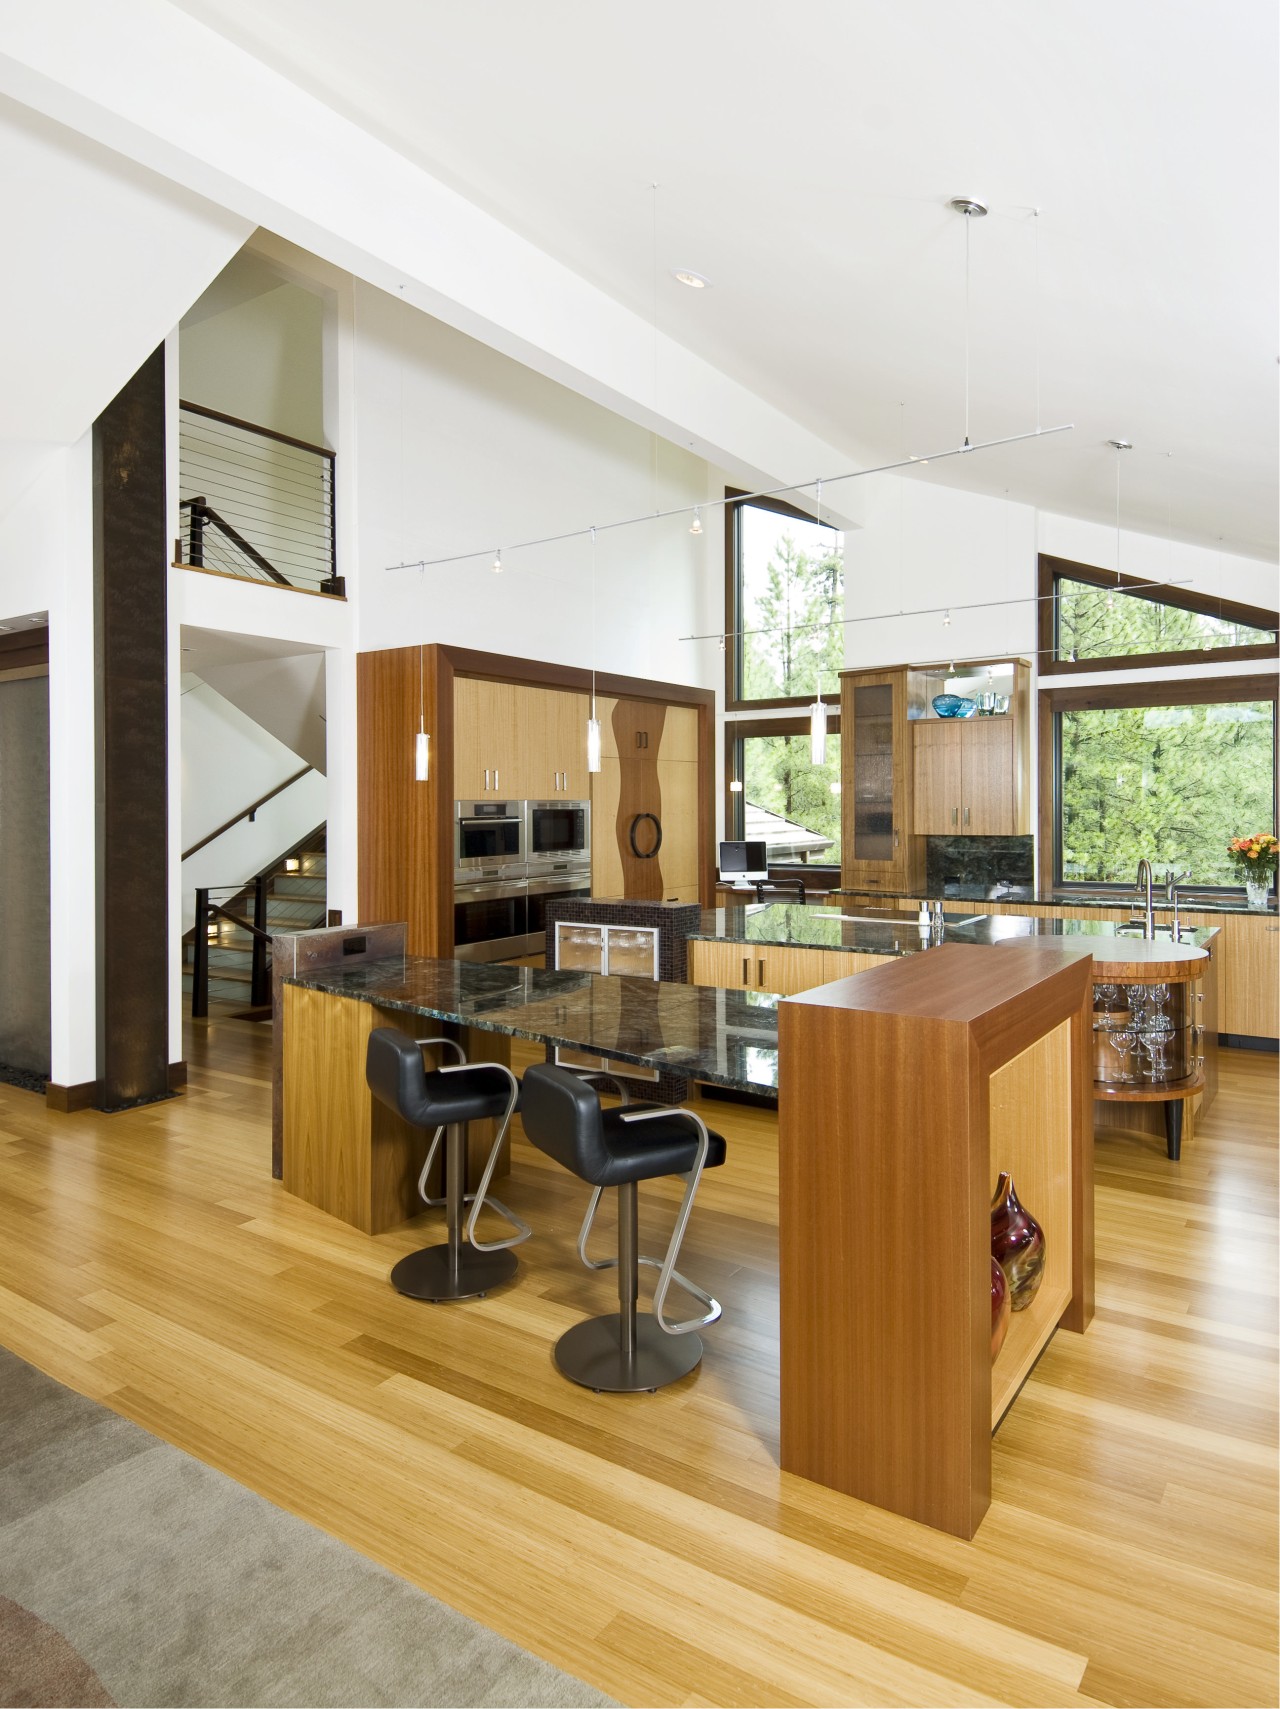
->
[1057, 576, 1275, 662]
[738, 509, 844, 863]
[743, 736, 842, 864]
[1061, 701, 1274, 885]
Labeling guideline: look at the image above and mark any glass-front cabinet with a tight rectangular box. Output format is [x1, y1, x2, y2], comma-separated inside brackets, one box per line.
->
[839, 666, 925, 893]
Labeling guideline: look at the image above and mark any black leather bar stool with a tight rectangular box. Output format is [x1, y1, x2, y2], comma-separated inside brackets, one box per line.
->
[519, 1062, 727, 1392]
[365, 1026, 529, 1301]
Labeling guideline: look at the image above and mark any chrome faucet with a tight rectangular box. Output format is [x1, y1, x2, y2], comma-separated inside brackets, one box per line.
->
[1135, 859, 1155, 940]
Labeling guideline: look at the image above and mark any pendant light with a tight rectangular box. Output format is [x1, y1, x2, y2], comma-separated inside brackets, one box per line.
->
[689, 506, 703, 535]
[808, 478, 828, 764]
[586, 526, 601, 772]
[1107, 439, 1132, 609]
[414, 641, 430, 781]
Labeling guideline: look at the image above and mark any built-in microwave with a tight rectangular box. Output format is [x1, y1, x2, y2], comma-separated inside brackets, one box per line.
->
[527, 800, 590, 868]
[455, 800, 524, 877]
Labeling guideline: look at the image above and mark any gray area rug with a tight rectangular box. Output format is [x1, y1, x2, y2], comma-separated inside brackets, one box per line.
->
[0, 1349, 614, 1708]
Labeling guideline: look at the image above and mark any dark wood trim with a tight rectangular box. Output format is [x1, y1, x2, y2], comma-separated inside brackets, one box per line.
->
[0, 626, 49, 671]
[433, 650, 457, 955]
[179, 398, 335, 461]
[1042, 672, 1280, 713]
[1038, 673, 1278, 892]
[45, 1080, 98, 1113]
[435, 644, 714, 713]
[182, 766, 314, 860]
[1036, 552, 1279, 675]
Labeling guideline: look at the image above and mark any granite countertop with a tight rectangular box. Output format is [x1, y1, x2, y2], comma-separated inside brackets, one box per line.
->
[285, 954, 782, 1093]
[835, 885, 1271, 918]
[693, 902, 1215, 960]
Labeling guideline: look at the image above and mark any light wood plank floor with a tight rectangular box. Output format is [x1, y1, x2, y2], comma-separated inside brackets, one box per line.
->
[0, 1026, 1275, 1707]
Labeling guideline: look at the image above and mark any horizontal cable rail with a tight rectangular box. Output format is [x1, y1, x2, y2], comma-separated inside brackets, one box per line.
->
[182, 766, 314, 860]
[177, 401, 341, 595]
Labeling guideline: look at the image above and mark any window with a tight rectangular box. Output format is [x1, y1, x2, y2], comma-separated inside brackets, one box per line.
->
[727, 721, 842, 870]
[1043, 677, 1277, 889]
[727, 491, 844, 708]
[1038, 553, 1278, 674]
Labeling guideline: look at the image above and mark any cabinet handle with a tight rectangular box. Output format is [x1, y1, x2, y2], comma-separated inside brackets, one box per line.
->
[893, 828, 899, 850]
[757, 958, 765, 988]
[951, 807, 958, 827]
[742, 957, 750, 985]
[484, 768, 490, 790]
[494, 770, 499, 791]
[964, 806, 971, 827]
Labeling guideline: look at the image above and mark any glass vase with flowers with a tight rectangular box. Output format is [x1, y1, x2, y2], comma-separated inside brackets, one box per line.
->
[1227, 832, 1278, 911]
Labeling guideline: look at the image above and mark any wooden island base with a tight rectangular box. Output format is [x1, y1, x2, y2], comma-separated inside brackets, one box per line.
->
[778, 940, 1094, 1539]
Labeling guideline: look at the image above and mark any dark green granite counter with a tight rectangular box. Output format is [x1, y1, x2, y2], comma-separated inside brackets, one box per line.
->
[285, 954, 783, 1093]
[834, 886, 1270, 918]
[693, 902, 1215, 958]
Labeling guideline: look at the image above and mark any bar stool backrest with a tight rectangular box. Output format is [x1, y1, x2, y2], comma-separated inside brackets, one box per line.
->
[366, 1026, 435, 1126]
[519, 1064, 612, 1184]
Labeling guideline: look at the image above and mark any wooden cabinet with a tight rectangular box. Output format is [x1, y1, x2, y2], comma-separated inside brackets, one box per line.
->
[521, 685, 589, 797]
[687, 939, 889, 994]
[455, 679, 590, 799]
[1179, 911, 1278, 1038]
[591, 695, 704, 904]
[454, 677, 526, 798]
[913, 718, 1023, 836]
[839, 666, 925, 894]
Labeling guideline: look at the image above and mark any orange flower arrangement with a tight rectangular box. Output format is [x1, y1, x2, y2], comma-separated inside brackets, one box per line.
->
[1227, 832, 1279, 879]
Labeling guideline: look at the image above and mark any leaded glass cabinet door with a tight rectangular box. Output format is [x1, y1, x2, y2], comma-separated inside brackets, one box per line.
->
[840, 666, 924, 894]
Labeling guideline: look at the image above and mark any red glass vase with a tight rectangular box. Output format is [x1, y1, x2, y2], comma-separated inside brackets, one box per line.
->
[990, 1257, 1010, 1360]
[991, 1172, 1045, 1311]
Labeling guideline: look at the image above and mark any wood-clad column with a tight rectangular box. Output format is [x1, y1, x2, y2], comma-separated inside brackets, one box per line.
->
[93, 345, 170, 1110]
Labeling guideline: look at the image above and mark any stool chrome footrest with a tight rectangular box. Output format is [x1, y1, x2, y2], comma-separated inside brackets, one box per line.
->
[554, 1313, 703, 1393]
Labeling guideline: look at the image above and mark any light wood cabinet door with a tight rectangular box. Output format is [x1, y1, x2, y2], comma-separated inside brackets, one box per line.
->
[687, 939, 751, 989]
[913, 722, 962, 834]
[821, 950, 894, 983]
[528, 686, 589, 797]
[661, 704, 699, 765]
[455, 678, 524, 797]
[962, 720, 1016, 836]
[1182, 912, 1278, 1038]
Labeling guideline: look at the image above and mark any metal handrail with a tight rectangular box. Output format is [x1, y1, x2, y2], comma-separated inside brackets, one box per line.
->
[182, 766, 314, 860]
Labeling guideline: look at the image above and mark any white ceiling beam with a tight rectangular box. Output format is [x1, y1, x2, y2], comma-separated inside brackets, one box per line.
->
[0, 0, 868, 526]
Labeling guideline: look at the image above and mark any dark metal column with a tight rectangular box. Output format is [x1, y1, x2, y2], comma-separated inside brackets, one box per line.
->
[93, 344, 170, 1110]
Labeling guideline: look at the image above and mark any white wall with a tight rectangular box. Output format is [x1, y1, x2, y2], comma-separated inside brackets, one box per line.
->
[352, 282, 722, 690]
[181, 276, 325, 446]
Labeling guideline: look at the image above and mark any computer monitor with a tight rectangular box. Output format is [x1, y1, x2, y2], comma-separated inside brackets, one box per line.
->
[719, 840, 769, 887]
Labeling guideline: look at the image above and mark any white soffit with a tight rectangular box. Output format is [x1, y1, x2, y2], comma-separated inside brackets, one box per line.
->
[0, 95, 250, 449]
[0, 0, 868, 526]
[164, 0, 1278, 561]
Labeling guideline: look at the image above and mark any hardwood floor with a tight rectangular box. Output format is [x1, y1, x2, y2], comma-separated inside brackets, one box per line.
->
[1, 1021, 1276, 1707]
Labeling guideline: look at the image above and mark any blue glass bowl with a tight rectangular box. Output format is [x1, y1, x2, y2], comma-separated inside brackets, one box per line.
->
[932, 694, 977, 719]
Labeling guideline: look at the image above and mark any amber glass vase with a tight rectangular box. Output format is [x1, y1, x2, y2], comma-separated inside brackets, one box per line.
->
[990, 1257, 1011, 1360]
[991, 1172, 1045, 1311]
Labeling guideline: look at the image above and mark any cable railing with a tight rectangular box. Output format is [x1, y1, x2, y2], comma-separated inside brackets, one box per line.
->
[176, 401, 343, 596]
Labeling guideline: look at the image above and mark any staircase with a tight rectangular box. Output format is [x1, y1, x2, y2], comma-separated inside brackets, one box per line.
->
[184, 830, 328, 1019]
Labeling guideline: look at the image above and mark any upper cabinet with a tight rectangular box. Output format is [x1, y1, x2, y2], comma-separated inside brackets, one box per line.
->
[910, 659, 1030, 837]
[840, 666, 925, 893]
[453, 678, 590, 799]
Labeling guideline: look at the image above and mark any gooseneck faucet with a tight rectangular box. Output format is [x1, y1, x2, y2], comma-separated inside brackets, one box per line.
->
[1136, 858, 1155, 940]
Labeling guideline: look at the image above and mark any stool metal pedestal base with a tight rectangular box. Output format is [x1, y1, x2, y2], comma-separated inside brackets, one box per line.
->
[391, 1244, 518, 1302]
[554, 1313, 703, 1393]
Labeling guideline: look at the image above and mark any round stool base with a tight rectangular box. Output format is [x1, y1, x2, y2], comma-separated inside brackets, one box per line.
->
[554, 1313, 703, 1393]
[390, 1244, 518, 1302]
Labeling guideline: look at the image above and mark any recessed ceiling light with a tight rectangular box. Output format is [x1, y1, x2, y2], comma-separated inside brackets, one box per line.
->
[672, 270, 711, 289]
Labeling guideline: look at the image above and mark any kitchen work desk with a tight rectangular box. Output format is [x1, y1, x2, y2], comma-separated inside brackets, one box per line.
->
[280, 954, 780, 1233]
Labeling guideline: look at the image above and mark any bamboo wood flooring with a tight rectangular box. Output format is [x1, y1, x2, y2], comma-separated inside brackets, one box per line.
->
[0, 1021, 1275, 1707]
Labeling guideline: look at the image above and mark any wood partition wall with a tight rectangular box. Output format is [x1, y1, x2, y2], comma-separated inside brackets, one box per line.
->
[357, 643, 715, 954]
[777, 940, 1095, 1538]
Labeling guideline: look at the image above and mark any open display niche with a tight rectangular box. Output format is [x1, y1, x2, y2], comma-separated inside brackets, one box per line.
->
[989, 1021, 1073, 1423]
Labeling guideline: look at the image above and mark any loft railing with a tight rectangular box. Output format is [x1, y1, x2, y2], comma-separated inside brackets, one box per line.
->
[191, 878, 273, 1017]
[176, 401, 343, 596]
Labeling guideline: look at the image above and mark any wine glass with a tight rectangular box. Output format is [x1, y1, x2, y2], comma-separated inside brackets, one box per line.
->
[1140, 1032, 1171, 1083]
[1124, 985, 1149, 1029]
[1145, 983, 1172, 1032]
[1108, 1029, 1138, 1084]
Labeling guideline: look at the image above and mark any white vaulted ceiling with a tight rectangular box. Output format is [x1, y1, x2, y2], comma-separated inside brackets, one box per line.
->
[166, 0, 1279, 561]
